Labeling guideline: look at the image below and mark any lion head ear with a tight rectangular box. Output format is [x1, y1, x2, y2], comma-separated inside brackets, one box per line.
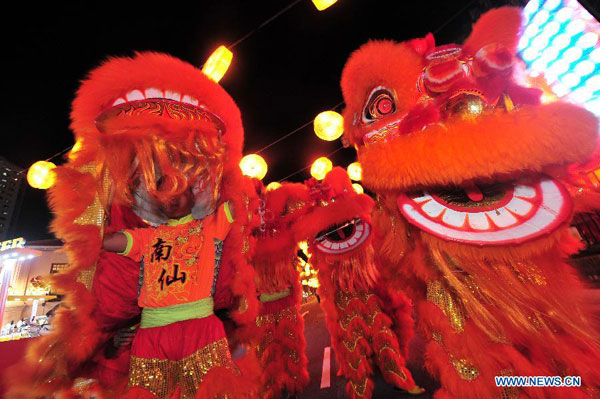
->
[463, 7, 523, 55]
[407, 33, 435, 56]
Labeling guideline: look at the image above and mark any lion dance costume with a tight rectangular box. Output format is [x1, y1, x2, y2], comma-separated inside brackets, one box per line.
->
[340, 7, 600, 399]
[5, 52, 261, 399]
[293, 167, 422, 399]
[251, 182, 310, 398]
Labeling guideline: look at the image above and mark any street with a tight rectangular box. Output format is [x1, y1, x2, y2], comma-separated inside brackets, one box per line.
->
[298, 297, 438, 399]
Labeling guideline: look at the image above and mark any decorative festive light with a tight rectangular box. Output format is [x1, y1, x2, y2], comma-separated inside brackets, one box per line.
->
[314, 111, 344, 141]
[312, 0, 338, 11]
[239, 154, 268, 180]
[519, 0, 600, 116]
[68, 139, 83, 160]
[202, 45, 233, 83]
[347, 162, 362, 181]
[352, 183, 364, 194]
[265, 182, 282, 191]
[27, 161, 56, 190]
[310, 157, 333, 180]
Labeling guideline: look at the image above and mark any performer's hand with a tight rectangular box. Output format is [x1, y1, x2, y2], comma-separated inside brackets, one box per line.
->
[113, 326, 136, 348]
[103, 232, 128, 253]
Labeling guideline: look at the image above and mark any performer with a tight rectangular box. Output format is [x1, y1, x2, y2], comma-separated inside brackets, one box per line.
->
[293, 167, 424, 399]
[339, 7, 600, 398]
[102, 182, 239, 398]
[5, 52, 260, 399]
[251, 183, 310, 399]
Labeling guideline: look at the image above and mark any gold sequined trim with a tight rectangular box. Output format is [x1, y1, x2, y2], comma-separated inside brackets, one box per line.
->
[128, 338, 236, 399]
[426, 280, 466, 332]
[255, 305, 297, 327]
[450, 358, 479, 381]
[498, 369, 519, 399]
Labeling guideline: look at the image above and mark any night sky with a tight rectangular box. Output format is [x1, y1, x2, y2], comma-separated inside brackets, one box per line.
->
[3, 0, 516, 240]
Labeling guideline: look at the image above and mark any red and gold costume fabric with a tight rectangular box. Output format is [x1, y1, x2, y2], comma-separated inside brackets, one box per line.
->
[251, 183, 310, 398]
[118, 204, 235, 398]
[340, 7, 600, 398]
[122, 203, 232, 308]
[292, 168, 420, 399]
[4, 53, 260, 399]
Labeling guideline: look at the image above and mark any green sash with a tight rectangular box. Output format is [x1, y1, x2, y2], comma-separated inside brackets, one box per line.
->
[140, 297, 214, 328]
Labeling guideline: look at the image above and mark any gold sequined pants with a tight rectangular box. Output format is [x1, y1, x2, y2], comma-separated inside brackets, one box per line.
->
[127, 338, 236, 399]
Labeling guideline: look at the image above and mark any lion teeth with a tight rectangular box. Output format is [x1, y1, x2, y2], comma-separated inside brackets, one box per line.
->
[442, 208, 466, 227]
[164, 90, 181, 101]
[514, 185, 536, 198]
[486, 208, 518, 227]
[467, 212, 490, 230]
[144, 88, 163, 99]
[422, 200, 445, 217]
[112, 98, 126, 106]
[505, 197, 533, 216]
[125, 90, 145, 101]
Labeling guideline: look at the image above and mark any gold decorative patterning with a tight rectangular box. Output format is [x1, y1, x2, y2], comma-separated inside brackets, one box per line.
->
[128, 338, 236, 399]
[426, 280, 466, 332]
[256, 305, 297, 327]
[334, 290, 373, 310]
[450, 358, 480, 381]
[498, 369, 519, 399]
[74, 163, 111, 291]
[351, 378, 368, 397]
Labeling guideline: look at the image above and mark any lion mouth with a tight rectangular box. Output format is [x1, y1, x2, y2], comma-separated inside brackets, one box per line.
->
[95, 88, 226, 134]
[314, 218, 371, 254]
[397, 176, 571, 245]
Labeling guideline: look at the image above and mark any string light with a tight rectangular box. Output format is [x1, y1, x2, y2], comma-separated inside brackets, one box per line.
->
[265, 182, 282, 191]
[519, 0, 600, 116]
[239, 154, 268, 180]
[310, 157, 333, 180]
[27, 161, 56, 190]
[202, 46, 233, 83]
[68, 139, 83, 160]
[312, 0, 338, 11]
[352, 183, 364, 194]
[314, 110, 344, 141]
[347, 162, 362, 181]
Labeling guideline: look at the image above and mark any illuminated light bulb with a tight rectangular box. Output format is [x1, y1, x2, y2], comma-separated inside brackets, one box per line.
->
[68, 139, 83, 160]
[585, 98, 600, 116]
[521, 24, 540, 41]
[310, 157, 333, 180]
[531, 9, 550, 27]
[27, 161, 57, 190]
[202, 45, 233, 83]
[586, 75, 600, 92]
[590, 48, 600, 63]
[549, 59, 570, 76]
[521, 47, 540, 62]
[577, 32, 599, 49]
[571, 87, 594, 103]
[265, 181, 282, 191]
[347, 162, 362, 181]
[543, 21, 561, 37]
[551, 33, 572, 50]
[239, 154, 268, 180]
[565, 19, 585, 35]
[352, 183, 364, 194]
[551, 81, 570, 97]
[298, 241, 308, 252]
[555, 6, 574, 22]
[563, 47, 583, 63]
[314, 111, 344, 141]
[518, 36, 531, 51]
[574, 60, 596, 77]
[540, 45, 560, 63]
[523, 0, 540, 16]
[531, 58, 550, 73]
[530, 34, 550, 53]
[312, 0, 338, 11]
[560, 72, 581, 88]
[542, 0, 562, 10]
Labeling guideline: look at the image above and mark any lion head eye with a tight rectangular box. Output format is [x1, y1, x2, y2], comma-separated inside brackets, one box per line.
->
[362, 88, 396, 123]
